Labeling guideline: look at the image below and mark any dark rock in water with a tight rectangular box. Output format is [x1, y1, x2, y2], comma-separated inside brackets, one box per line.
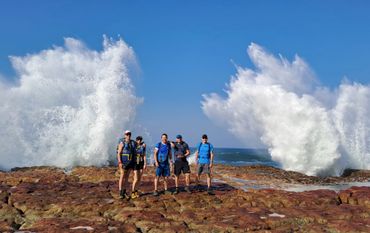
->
[0, 165, 369, 232]
[341, 168, 370, 180]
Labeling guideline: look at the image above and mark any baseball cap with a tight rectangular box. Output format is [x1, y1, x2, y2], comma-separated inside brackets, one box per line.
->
[124, 130, 131, 135]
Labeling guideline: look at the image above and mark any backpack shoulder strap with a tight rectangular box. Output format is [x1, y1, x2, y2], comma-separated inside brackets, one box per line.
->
[155, 142, 161, 155]
[207, 143, 212, 156]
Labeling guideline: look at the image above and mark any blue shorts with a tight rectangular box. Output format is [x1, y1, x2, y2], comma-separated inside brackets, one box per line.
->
[156, 162, 170, 177]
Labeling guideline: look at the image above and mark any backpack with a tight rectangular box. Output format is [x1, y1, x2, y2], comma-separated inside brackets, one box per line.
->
[119, 139, 136, 164]
[136, 143, 146, 163]
[198, 142, 211, 159]
[156, 142, 171, 163]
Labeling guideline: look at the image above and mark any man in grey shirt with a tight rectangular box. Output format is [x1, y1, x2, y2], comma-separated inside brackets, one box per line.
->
[171, 135, 191, 194]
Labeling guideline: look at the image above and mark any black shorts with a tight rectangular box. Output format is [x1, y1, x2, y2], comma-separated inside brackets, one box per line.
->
[174, 159, 190, 176]
[122, 161, 134, 170]
[134, 161, 144, 170]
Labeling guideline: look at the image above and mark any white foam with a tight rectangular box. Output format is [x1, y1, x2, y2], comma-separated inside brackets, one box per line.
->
[202, 43, 370, 176]
[269, 213, 285, 218]
[0, 37, 141, 170]
[70, 226, 94, 231]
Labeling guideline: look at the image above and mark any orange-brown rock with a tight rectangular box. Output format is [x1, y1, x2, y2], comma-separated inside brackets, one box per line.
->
[0, 165, 369, 232]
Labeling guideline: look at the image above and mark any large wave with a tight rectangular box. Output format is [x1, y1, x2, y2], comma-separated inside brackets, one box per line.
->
[0, 37, 141, 170]
[202, 43, 370, 176]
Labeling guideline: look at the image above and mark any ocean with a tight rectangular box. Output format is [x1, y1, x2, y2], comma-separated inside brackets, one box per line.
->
[187, 147, 278, 167]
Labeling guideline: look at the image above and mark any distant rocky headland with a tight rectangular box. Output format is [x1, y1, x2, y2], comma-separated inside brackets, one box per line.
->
[0, 165, 369, 232]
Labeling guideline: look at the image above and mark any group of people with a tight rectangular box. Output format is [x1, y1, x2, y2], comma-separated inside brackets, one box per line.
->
[116, 130, 215, 200]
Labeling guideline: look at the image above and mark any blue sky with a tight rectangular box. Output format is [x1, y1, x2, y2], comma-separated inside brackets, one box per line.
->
[1, 1, 370, 148]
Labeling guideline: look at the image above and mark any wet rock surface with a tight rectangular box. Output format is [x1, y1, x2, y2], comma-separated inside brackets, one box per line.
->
[0, 165, 369, 232]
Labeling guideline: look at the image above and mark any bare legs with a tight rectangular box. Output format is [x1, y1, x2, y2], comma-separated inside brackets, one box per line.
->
[196, 173, 211, 189]
[119, 168, 131, 192]
[154, 176, 168, 191]
[176, 173, 190, 188]
[132, 169, 143, 192]
[206, 174, 211, 188]
[185, 173, 190, 187]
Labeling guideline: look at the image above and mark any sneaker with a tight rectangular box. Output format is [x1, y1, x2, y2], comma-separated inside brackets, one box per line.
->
[184, 186, 191, 193]
[207, 188, 214, 195]
[135, 190, 140, 198]
[164, 190, 172, 195]
[153, 190, 159, 196]
[173, 188, 179, 195]
[131, 191, 138, 199]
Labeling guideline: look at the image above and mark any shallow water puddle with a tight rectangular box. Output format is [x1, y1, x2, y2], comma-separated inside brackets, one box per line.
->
[215, 176, 370, 192]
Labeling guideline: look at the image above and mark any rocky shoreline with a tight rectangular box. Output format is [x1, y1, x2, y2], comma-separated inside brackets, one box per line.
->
[0, 165, 369, 232]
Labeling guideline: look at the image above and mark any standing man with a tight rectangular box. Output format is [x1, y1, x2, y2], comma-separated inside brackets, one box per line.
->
[117, 130, 136, 200]
[153, 133, 173, 196]
[195, 134, 215, 195]
[131, 136, 147, 199]
[171, 135, 191, 194]
[117, 130, 137, 200]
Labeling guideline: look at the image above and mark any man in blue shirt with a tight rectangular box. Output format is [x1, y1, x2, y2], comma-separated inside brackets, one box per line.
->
[195, 134, 215, 195]
[153, 133, 173, 196]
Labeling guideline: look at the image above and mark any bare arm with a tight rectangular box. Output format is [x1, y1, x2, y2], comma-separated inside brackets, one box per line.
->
[210, 151, 214, 168]
[117, 143, 123, 164]
[154, 148, 159, 166]
[168, 147, 173, 162]
[143, 144, 147, 168]
[185, 148, 190, 157]
[195, 150, 199, 164]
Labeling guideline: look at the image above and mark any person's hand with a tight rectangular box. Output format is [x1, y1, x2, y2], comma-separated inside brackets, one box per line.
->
[209, 163, 213, 169]
[155, 161, 159, 167]
[143, 164, 147, 170]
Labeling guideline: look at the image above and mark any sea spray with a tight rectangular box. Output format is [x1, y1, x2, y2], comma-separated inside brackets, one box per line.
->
[0, 37, 142, 170]
[202, 43, 370, 176]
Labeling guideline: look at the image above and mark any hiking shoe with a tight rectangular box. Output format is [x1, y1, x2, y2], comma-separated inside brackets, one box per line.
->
[153, 190, 159, 196]
[173, 188, 179, 195]
[135, 190, 140, 198]
[207, 188, 214, 195]
[131, 191, 138, 199]
[119, 190, 125, 199]
[184, 186, 191, 193]
[164, 190, 172, 195]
